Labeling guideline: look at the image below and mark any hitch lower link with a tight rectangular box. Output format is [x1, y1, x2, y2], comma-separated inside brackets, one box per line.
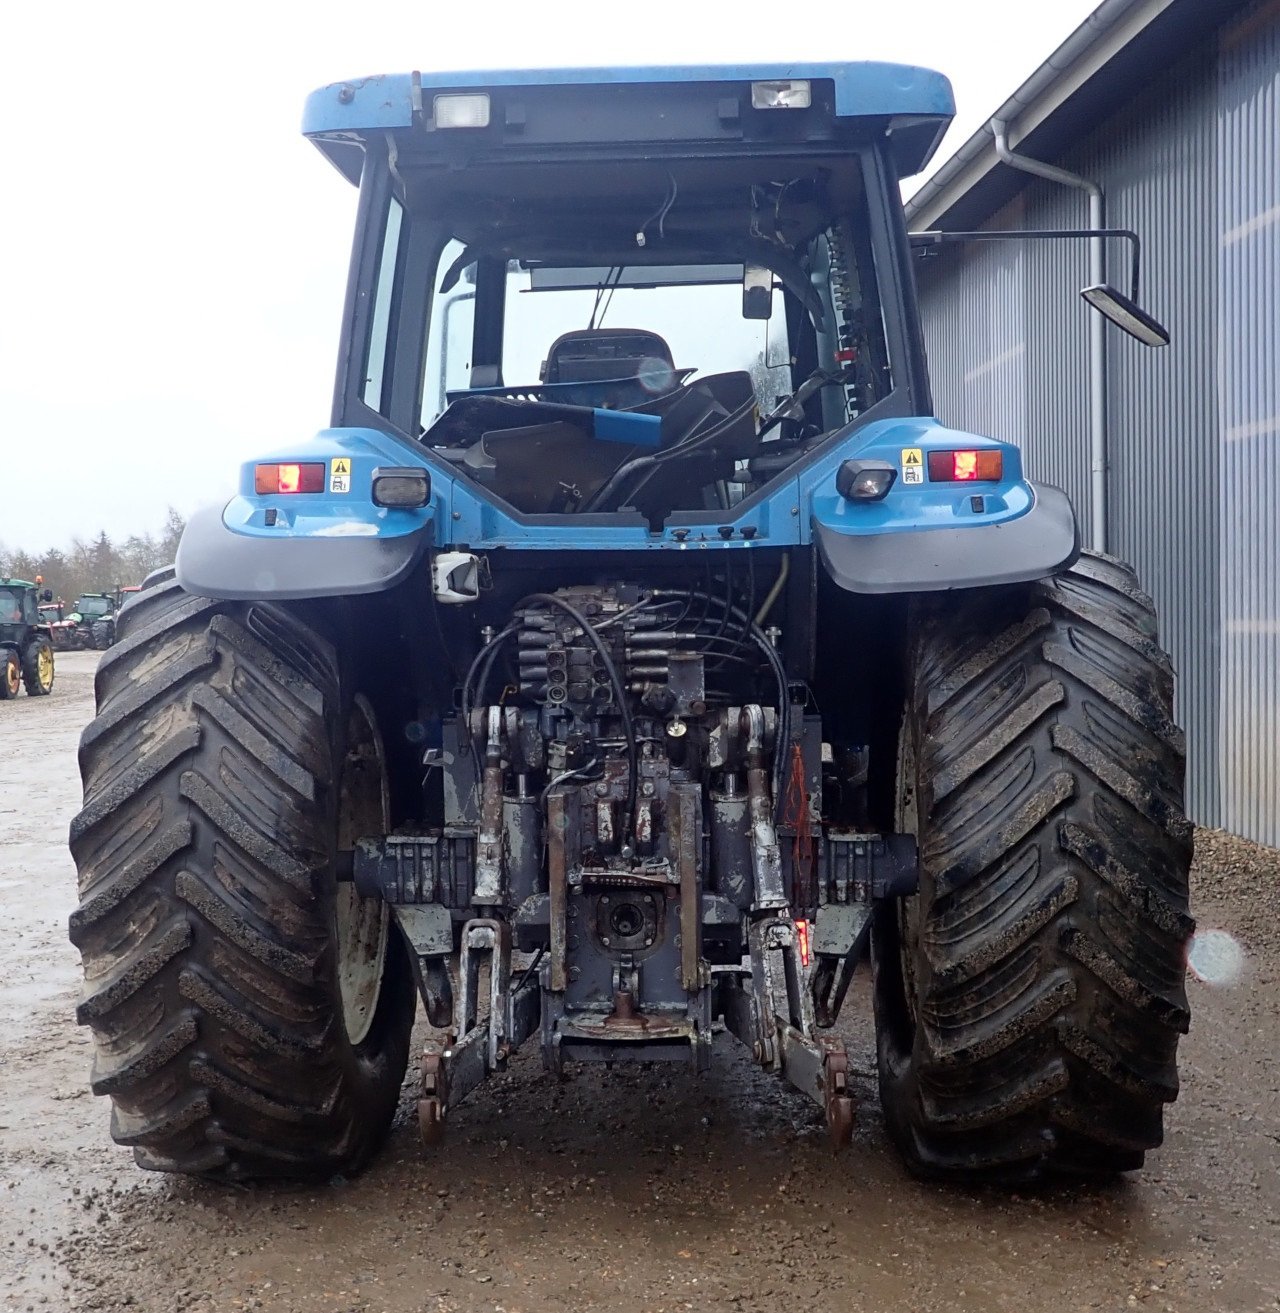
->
[416, 913, 855, 1150]
[414, 918, 540, 1142]
[718, 916, 855, 1149]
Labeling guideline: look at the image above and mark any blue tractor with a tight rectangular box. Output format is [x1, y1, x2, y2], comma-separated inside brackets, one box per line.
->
[68, 64, 1192, 1182]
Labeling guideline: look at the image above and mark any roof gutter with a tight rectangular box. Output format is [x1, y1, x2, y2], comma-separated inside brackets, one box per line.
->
[905, 0, 1176, 229]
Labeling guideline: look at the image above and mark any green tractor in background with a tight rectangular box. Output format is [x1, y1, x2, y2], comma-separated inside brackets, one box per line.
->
[0, 578, 55, 699]
[64, 586, 142, 650]
[69, 593, 120, 650]
[89, 584, 141, 648]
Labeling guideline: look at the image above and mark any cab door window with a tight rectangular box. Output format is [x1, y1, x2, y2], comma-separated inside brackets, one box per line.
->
[361, 197, 405, 415]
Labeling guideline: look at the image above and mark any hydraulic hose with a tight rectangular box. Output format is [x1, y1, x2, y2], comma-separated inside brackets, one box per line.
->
[754, 556, 790, 626]
[521, 593, 639, 843]
[652, 588, 792, 819]
[460, 622, 520, 738]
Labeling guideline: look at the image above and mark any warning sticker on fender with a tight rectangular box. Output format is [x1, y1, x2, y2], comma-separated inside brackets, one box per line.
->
[901, 448, 924, 484]
[330, 457, 352, 493]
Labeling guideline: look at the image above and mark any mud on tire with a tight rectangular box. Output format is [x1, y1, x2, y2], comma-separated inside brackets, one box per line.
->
[873, 551, 1193, 1181]
[68, 571, 414, 1179]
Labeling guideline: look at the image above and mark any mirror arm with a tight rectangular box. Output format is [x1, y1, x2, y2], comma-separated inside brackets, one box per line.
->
[909, 227, 1143, 301]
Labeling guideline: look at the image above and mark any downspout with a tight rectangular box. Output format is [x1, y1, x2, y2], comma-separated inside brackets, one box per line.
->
[991, 119, 1107, 553]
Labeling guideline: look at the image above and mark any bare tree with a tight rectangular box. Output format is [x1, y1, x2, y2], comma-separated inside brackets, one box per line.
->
[0, 508, 186, 602]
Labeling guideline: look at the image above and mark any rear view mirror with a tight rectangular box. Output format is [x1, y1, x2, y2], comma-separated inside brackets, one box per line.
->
[1080, 284, 1170, 348]
[742, 264, 773, 320]
[909, 228, 1172, 349]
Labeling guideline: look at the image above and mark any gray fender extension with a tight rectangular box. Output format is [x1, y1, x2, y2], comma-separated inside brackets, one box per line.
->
[813, 482, 1080, 594]
[175, 504, 431, 601]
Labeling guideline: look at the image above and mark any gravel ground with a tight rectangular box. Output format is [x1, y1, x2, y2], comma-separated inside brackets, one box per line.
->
[2, 652, 1278, 1313]
[1187, 828, 1280, 956]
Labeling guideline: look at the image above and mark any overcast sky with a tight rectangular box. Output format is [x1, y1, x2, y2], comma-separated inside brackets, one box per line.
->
[1, 0, 1100, 552]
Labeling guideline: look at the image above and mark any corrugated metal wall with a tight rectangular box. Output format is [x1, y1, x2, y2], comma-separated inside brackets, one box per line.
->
[1217, 2, 1280, 844]
[915, 3, 1280, 846]
[1072, 48, 1222, 834]
[912, 207, 1030, 445]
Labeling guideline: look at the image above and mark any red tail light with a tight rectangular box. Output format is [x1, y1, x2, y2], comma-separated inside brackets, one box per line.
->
[796, 918, 812, 968]
[255, 462, 325, 495]
[927, 449, 1003, 483]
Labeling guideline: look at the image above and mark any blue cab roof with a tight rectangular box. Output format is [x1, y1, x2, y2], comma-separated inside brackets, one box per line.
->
[303, 62, 955, 179]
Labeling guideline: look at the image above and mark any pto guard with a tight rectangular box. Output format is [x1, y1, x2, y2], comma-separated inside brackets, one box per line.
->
[174, 419, 1078, 601]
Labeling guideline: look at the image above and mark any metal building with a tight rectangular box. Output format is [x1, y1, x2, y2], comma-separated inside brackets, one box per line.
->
[906, 0, 1280, 847]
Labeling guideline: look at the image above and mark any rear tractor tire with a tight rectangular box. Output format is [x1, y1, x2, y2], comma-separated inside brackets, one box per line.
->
[0, 649, 19, 699]
[873, 551, 1193, 1182]
[22, 638, 55, 695]
[68, 571, 414, 1180]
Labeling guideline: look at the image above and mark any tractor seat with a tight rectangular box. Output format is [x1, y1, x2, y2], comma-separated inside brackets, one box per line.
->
[630, 369, 758, 461]
[541, 328, 678, 392]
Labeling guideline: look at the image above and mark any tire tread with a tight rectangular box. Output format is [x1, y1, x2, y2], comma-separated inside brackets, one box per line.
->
[70, 583, 412, 1179]
[875, 551, 1193, 1181]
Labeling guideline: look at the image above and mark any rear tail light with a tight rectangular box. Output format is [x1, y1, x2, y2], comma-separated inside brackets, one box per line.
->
[255, 462, 325, 495]
[927, 449, 1003, 483]
[796, 918, 812, 968]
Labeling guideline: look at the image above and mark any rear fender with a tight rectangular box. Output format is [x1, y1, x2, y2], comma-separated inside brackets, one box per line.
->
[175, 418, 1077, 600]
[802, 421, 1079, 594]
[175, 428, 435, 601]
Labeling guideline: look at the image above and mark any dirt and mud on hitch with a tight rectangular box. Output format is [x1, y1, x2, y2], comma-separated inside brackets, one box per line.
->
[416, 919, 541, 1141]
[353, 693, 917, 1152]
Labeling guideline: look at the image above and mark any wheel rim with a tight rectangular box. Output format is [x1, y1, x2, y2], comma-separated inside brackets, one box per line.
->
[334, 696, 390, 1047]
[4, 658, 18, 695]
[37, 646, 53, 690]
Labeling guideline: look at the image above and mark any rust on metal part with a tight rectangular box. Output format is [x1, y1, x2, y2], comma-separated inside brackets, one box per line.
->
[823, 1047, 854, 1149]
[602, 989, 651, 1031]
[548, 790, 569, 992]
[418, 1048, 446, 1145]
[670, 784, 700, 992]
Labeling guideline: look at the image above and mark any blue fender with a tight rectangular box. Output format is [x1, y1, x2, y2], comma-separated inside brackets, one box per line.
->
[174, 418, 1077, 600]
[800, 420, 1079, 593]
[175, 428, 434, 601]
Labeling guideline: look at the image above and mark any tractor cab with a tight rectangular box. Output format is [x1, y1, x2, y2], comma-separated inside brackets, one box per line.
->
[297, 66, 956, 530]
[0, 581, 36, 628]
[193, 63, 1070, 600]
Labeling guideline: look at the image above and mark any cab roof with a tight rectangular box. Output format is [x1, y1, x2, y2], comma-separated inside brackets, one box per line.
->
[303, 62, 954, 184]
